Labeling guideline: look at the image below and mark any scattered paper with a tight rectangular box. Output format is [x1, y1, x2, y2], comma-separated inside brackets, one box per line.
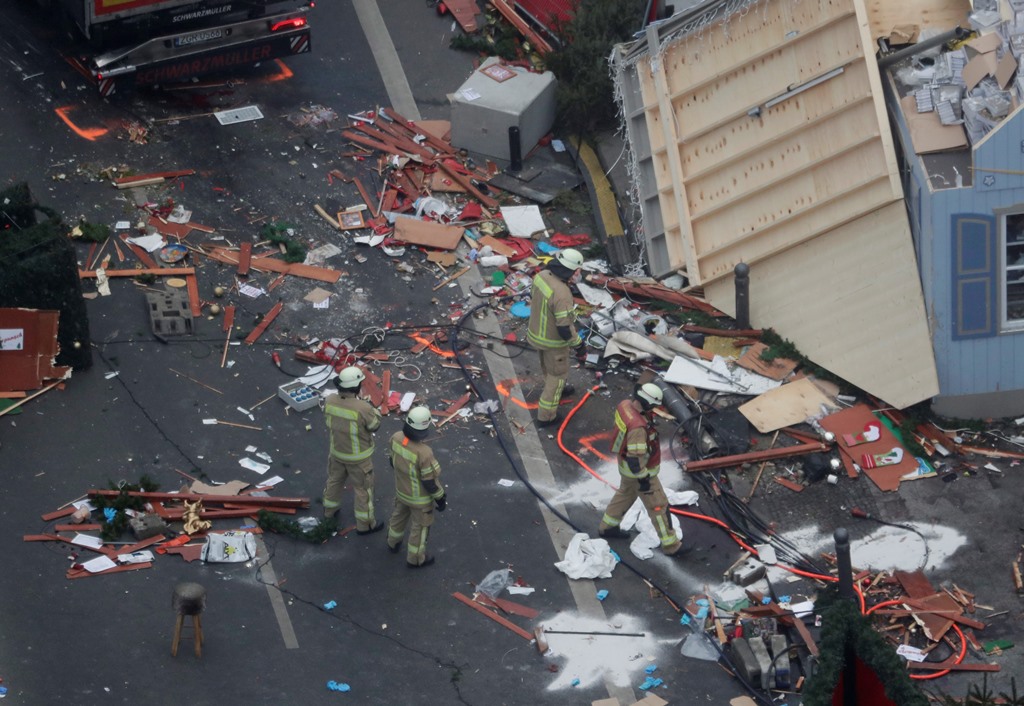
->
[82, 555, 118, 573]
[236, 406, 255, 421]
[897, 644, 926, 662]
[118, 550, 155, 564]
[114, 220, 131, 230]
[238, 283, 265, 298]
[500, 205, 547, 238]
[507, 585, 536, 595]
[126, 234, 166, 252]
[259, 475, 285, 487]
[459, 88, 481, 101]
[314, 298, 330, 309]
[245, 445, 257, 453]
[239, 457, 270, 474]
[203, 418, 218, 425]
[71, 533, 104, 549]
[497, 478, 516, 487]
[104, 371, 119, 379]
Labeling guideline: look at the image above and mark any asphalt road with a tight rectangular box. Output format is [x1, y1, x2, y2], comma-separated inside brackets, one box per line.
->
[1, 1, 1021, 705]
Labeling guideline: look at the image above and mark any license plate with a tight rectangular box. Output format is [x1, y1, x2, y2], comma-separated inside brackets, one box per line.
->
[174, 29, 225, 47]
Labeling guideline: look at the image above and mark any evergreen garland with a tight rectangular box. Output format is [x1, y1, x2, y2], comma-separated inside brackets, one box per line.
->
[90, 476, 160, 541]
[803, 588, 928, 706]
[256, 509, 338, 544]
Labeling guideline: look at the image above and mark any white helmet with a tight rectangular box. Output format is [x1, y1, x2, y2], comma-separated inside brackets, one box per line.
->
[406, 406, 433, 431]
[336, 366, 365, 390]
[637, 382, 663, 407]
[556, 248, 584, 271]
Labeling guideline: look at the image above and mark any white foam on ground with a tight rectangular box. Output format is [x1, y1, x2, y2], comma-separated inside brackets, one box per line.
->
[541, 611, 673, 690]
[773, 522, 966, 575]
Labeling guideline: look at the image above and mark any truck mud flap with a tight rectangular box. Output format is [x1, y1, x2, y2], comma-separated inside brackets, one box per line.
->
[96, 30, 311, 95]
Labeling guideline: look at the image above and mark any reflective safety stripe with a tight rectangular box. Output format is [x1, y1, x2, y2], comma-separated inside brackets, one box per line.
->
[392, 438, 439, 506]
[326, 403, 374, 461]
[601, 513, 621, 527]
[323, 497, 341, 509]
[527, 273, 577, 348]
[538, 378, 564, 413]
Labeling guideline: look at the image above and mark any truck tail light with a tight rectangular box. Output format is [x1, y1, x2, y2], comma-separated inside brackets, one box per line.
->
[270, 17, 307, 32]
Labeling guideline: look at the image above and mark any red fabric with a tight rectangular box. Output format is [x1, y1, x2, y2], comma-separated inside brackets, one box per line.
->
[832, 657, 899, 706]
[515, 0, 577, 33]
[503, 238, 536, 262]
[459, 202, 483, 221]
[549, 232, 591, 248]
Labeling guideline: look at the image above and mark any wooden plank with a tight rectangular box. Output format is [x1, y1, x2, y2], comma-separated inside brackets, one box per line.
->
[907, 661, 1000, 672]
[437, 160, 498, 209]
[452, 591, 534, 641]
[738, 378, 836, 433]
[114, 169, 195, 184]
[222, 305, 235, 333]
[185, 274, 201, 318]
[380, 369, 391, 414]
[79, 267, 195, 278]
[774, 477, 805, 493]
[203, 246, 343, 283]
[68, 562, 152, 579]
[87, 489, 309, 507]
[245, 301, 283, 344]
[863, 0, 969, 41]
[40, 506, 77, 522]
[54, 524, 104, 531]
[238, 241, 253, 277]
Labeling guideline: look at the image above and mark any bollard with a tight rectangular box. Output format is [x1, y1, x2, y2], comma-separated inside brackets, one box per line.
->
[734, 262, 750, 329]
[508, 126, 522, 172]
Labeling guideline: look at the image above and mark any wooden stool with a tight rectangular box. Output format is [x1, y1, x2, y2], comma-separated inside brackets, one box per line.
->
[171, 582, 206, 657]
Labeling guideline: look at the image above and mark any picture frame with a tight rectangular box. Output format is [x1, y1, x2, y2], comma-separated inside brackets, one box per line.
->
[337, 210, 366, 230]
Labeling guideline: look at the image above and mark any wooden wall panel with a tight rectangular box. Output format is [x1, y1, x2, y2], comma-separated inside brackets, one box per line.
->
[705, 202, 938, 409]
[863, 0, 969, 40]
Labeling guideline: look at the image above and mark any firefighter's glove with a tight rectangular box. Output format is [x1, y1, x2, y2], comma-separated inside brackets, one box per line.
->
[435, 495, 447, 512]
[638, 477, 652, 493]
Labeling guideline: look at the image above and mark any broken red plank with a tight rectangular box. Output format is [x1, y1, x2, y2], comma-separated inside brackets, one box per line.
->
[79, 267, 195, 278]
[774, 477, 805, 493]
[383, 109, 454, 156]
[452, 591, 533, 641]
[437, 160, 498, 209]
[223, 305, 235, 333]
[380, 369, 391, 415]
[487, 595, 539, 619]
[115, 169, 195, 184]
[238, 241, 253, 277]
[489, 0, 553, 53]
[40, 506, 77, 522]
[245, 301, 283, 344]
[354, 177, 378, 218]
[186, 274, 201, 318]
[54, 524, 104, 532]
[686, 440, 828, 471]
[908, 661, 1000, 672]
[68, 562, 153, 579]
[163, 544, 204, 562]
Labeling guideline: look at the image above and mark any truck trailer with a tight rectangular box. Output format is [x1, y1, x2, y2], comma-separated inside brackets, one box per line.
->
[47, 0, 312, 95]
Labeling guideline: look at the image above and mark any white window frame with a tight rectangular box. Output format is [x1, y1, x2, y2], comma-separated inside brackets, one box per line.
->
[1000, 211, 1024, 332]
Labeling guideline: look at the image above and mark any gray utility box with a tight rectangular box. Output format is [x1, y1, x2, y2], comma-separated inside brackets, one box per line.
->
[451, 56, 557, 162]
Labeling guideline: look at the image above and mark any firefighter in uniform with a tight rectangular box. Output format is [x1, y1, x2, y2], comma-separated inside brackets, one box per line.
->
[322, 366, 383, 534]
[386, 406, 446, 568]
[598, 383, 683, 556]
[527, 248, 584, 426]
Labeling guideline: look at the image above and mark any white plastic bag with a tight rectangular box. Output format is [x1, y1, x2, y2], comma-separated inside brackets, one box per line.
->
[201, 530, 257, 563]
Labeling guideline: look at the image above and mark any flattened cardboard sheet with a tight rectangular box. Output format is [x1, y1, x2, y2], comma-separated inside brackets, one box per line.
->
[393, 218, 464, 250]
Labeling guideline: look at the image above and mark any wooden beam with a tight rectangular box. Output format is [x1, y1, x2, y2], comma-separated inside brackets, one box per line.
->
[79, 267, 195, 278]
[245, 301, 283, 344]
[452, 591, 534, 641]
[87, 489, 310, 507]
[237, 241, 253, 277]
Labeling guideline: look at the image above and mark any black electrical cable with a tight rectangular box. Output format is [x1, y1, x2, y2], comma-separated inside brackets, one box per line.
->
[253, 535, 473, 705]
[448, 301, 776, 706]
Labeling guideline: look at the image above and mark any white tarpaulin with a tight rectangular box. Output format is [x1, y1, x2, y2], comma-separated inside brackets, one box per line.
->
[554, 533, 618, 579]
[622, 490, 698, 560]
[664, 355, 781, 395]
